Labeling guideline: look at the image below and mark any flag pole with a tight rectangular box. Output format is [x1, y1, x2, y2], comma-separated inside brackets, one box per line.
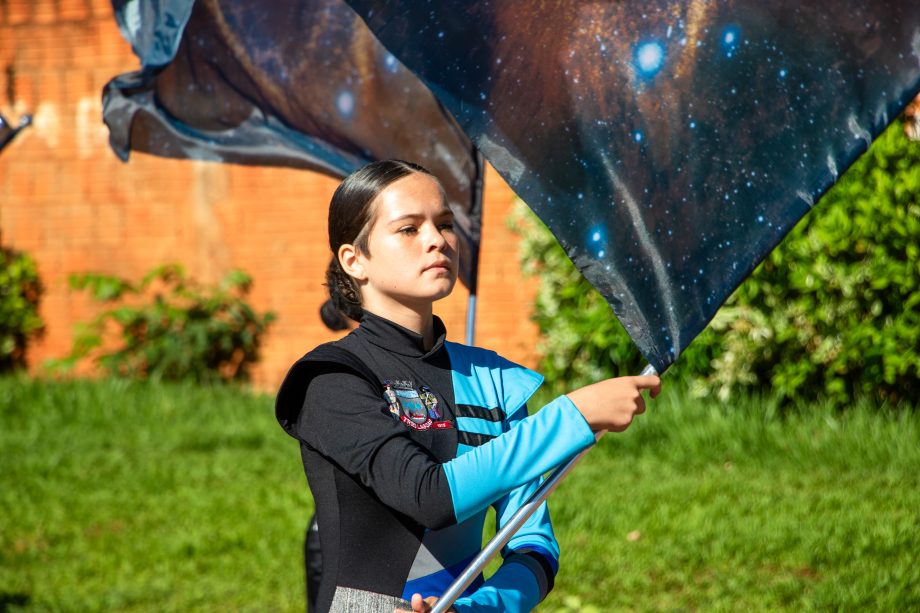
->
[432, 363, 659, 612]
[465, 292, 476, 346]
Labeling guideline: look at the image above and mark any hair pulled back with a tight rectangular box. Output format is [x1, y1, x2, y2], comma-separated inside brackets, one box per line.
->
[325, 159, 435, 321]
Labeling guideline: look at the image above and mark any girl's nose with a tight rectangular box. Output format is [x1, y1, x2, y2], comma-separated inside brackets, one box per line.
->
[425, 224, 448, 251]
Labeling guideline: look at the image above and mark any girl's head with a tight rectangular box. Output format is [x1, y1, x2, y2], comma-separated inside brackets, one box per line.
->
[326, 160, 458, 320]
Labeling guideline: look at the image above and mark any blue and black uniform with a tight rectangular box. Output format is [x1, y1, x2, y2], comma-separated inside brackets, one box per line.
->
[276, 312, 596, 612]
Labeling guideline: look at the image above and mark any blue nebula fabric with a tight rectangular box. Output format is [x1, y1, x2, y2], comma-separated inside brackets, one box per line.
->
[343, 0, 920, 371]
[103, 0, 484, 290]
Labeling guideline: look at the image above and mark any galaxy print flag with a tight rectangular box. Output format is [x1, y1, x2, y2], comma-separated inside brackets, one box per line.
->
[102, 0, 483, 289]
[345, 1, 920, 372]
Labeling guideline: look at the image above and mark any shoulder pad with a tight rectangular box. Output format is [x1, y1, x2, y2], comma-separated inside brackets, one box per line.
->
[275, 344, 377, 438]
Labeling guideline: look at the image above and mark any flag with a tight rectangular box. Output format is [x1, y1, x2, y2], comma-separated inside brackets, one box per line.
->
[103, 0, 483, 289]
[344, 0, 920, 371]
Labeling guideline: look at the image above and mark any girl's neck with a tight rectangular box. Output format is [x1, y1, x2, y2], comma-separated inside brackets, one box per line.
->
[363, 302, 436, 349]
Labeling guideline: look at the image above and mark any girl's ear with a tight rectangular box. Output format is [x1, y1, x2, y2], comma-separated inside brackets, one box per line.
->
[338, 243, 367, 281]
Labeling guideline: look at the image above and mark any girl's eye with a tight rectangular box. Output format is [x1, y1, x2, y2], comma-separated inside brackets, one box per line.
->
[438, 222, 455, 231]
[398, 226, 418, 235]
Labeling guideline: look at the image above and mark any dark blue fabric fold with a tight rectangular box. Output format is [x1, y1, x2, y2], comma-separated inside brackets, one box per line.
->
[103, 0, 484, 290]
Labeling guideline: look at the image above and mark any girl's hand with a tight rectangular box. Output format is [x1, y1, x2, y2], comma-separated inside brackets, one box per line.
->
[394, 593, 456, 613]
[566, 375, 661, 432]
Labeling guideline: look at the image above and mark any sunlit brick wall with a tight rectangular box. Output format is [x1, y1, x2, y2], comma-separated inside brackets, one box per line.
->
[0, 0, 540, 390]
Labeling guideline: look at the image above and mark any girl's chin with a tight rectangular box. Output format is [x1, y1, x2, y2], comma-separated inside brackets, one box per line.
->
[372, 286, 456, 310]
[414, 283, 457, 304]
[433, 278, 458, 295]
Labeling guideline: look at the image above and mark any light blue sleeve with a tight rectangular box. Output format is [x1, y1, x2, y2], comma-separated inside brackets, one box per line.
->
[443, 394, 595, 523]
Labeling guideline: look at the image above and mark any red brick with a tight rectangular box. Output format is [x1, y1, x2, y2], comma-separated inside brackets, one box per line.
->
[0, 25, 14, 63]
[5, 0, 33, 25]
[0, 164, 8, 200]
[6, 163, 34, 201]
[33, 1, 57, 25]
[13, 214, 45, 249]
[88, 0, 113, 19]
[12, 34, 46, 66]
[95, 18, 132, 62]
[35, 70, 66, 105]
[40, 159, 66, 194]
[63, 68, 93, 103]
[80, 33, 106, 70]
[59, 0, 90, 21]
[8, 69, 33, 107]
[41, 23, 79, 67]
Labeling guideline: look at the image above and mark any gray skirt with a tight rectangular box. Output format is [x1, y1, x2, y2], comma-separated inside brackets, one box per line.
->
[330, 586, 413, 612]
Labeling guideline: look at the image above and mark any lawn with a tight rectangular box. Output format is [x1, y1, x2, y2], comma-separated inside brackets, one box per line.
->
[1, 376, 918, 611]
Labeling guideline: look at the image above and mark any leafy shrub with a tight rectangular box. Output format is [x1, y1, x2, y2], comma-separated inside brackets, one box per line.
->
[60, 264, 276, 383]
[0, 246, 44, 371]
[512, 120, 920, 408]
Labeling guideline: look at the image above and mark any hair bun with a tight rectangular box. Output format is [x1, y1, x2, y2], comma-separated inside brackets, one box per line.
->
[325, 257, 364, 322]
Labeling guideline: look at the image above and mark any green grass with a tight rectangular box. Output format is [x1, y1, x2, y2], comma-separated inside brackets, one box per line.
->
[0, 377, 309, 612]
[1, 377, 918, 611]
[543, 387, 920, 612]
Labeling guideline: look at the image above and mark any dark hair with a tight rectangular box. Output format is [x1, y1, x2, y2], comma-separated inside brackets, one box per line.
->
[325, 159, 436, 320]
[319, 298, 352, 331]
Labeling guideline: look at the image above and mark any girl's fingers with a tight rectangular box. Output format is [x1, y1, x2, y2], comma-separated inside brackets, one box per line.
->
[633, 375, 661, 398]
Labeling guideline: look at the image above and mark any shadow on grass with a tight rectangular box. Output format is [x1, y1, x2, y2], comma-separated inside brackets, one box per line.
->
[176, 433, 267, 453]
[0, 592, 31, 612]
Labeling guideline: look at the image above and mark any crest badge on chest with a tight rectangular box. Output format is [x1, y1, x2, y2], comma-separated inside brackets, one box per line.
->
[383, 380, 452, 430]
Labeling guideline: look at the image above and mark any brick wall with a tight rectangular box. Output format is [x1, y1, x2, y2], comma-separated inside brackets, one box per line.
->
[0, 0, 541, 390]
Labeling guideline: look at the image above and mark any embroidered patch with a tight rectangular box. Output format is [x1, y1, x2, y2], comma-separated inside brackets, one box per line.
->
[383, 380, 452, 430]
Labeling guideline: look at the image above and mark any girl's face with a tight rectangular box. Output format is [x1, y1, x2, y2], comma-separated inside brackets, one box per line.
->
[345, 172, 459, 315]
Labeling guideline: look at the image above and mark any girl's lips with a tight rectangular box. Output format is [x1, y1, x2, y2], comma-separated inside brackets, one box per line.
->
[424, 261, 452, 272]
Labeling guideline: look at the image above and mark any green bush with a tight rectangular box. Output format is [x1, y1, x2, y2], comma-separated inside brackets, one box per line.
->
[0, 246, 44, 371]
[512, 120, 920, 408]
[59, 264, 276, 383]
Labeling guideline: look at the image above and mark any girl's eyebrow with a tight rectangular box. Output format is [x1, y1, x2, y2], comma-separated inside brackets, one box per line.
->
[386, 209, 454, 224]
[386, 213, 424, 224]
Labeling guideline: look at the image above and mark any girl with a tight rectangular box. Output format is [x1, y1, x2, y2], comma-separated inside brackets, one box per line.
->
[276, 160, 661, 612]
